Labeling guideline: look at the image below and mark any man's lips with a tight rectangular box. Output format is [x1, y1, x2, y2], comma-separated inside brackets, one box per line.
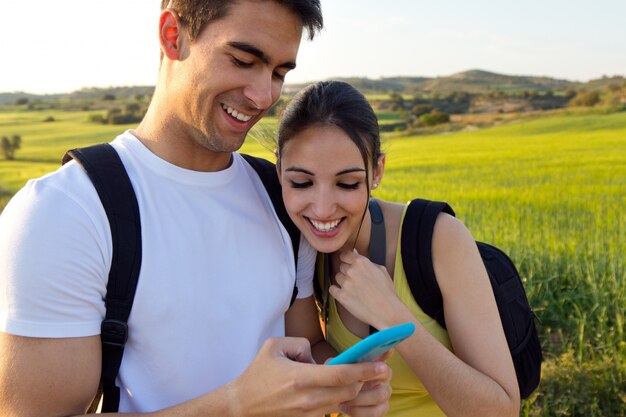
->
[221, 104, 253, 122]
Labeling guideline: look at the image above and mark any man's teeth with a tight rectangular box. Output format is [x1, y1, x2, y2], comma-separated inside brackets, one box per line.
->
[222, 104, 252, 122]
[310, 219, 341, 232]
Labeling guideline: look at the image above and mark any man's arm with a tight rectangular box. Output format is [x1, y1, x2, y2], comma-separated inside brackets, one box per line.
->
[0, 333, 102, 417]
[0, 332, 388, 417]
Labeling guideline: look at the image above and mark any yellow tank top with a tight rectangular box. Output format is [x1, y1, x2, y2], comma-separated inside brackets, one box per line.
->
[321, 207, 452, 417]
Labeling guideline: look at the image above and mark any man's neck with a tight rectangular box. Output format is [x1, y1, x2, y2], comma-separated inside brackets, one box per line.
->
[132, 103, 233, 173]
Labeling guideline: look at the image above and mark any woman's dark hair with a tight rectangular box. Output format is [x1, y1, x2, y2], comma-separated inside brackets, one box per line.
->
[161, 0, 323, 41]
[278, 80, 382, 181]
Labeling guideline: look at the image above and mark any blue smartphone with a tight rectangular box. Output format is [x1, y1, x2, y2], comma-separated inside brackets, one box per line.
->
[326, 322, 415, 365]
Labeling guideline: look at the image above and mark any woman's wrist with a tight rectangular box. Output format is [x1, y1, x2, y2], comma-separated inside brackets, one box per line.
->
[374, 298, 415, 330]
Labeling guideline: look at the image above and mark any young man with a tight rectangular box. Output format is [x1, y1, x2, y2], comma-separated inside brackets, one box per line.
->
[0, 1, 391, 416]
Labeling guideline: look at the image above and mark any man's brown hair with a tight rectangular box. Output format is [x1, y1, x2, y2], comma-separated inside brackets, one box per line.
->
[161, 0, 323, 41]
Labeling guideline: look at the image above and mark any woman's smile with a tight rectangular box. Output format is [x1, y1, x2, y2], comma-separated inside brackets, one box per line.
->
[280, 124, 370, 254]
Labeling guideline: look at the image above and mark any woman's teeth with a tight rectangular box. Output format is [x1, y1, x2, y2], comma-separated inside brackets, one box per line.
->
[222, 104, 252, 122]
[310, 218, 341, 232]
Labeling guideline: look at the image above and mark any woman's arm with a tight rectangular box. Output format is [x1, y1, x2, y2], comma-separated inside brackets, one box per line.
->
[285, 296, 336, 364]
[332, 214, 520, 417]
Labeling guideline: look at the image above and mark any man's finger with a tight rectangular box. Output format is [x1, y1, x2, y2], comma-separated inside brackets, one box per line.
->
[340, 402, 390, 417]
[265, 337, 315, 364]
[341, 380, 392, 407]
[303, 360, 390, 388]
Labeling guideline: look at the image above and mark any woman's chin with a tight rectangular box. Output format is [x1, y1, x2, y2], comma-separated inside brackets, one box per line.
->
[311, 242, 341, 254]
[307, 235, 346, 254]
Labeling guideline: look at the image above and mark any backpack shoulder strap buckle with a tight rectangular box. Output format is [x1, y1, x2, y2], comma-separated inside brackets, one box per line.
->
[101, 319, 129, 349]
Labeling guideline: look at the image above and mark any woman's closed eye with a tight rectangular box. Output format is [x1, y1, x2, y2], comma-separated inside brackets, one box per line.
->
[289, 180, 313, 189]
[338, 182, 361, 190]
[288, 180, 361, 190]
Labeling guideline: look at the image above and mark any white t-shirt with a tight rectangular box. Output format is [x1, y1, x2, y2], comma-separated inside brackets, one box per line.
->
[0, 131, 315, 412]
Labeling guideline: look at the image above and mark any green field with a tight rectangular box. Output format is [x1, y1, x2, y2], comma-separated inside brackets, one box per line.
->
[1, 109, 625, 415]
[375, 112, 626, 352]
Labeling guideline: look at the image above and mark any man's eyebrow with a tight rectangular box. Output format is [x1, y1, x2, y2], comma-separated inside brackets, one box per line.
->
[228, 41, 296, 69]
[285, 167, 366, 176]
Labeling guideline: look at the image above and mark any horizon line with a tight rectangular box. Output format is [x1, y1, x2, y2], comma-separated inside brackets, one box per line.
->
[2, 69, 625, 96]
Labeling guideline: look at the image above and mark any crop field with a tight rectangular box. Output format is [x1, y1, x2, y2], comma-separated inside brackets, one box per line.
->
[376, 112, 625, 354]
[0, 110, 132, 195]
[1, 109, 625, 415]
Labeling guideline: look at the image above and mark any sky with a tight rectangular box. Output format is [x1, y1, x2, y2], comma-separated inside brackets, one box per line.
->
[1, 0, 625, 95]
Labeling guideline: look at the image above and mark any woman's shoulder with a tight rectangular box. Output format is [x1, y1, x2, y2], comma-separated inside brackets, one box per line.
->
[431, 212, 484, 290]
[377, 199, 405, 218]
[433, 211, 470, 240]
[431, 211, 477, 263]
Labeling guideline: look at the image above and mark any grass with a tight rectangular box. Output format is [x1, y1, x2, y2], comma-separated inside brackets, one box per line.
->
[373, 111, 626, 414]
[375, 112, 403, 125]
[0, 110, 134, 193]
[1, 108, 625, 415]
[375, 112, 626, 359]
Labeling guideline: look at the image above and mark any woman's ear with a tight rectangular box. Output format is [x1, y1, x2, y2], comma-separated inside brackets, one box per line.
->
[159, 9, 184, 61]
[372, 154, 386, 189]
[275, 150, 282, 185]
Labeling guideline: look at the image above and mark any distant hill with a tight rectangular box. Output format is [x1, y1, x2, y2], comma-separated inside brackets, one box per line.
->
[284, 76, 431, 94]
[577, 75, 626, 92]
[0, 86, 155, 105]
[0, 92, 65, 105]
[413, 69, 575, 94]
[2, 70, 624, 104]
[287, 69, 625, 96]
[66, 85, 155, 100]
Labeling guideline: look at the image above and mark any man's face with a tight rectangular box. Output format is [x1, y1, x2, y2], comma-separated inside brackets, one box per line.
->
[172, 1, 303, 156]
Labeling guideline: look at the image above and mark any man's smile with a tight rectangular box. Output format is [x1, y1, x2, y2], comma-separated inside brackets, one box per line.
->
[221, 104, 253, 122]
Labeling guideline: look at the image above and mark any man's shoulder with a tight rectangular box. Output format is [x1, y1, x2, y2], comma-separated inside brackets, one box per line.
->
[0, 154, 106, 234]
[24, 158, 95, 200]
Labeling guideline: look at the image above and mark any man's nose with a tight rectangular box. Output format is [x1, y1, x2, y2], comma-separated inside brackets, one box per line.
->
[244, 72, 275, 110]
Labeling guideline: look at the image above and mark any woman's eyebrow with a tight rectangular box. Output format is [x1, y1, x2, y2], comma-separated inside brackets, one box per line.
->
[285, 167, 314, 175]
[285, 167, 365, 176]
[336, 167, 366, 176]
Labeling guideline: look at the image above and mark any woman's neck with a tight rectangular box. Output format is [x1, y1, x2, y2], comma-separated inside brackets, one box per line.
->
[330, 206, 372, 267]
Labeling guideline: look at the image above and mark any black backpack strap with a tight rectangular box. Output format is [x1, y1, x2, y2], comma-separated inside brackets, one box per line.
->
[241, 154, 300, 306]
[401, 199, 542, 398]
[368, 199, 386, 267]
[400, 199, 454, 329]
[62, 144, 142, 412]
[366, 198, 387, 335]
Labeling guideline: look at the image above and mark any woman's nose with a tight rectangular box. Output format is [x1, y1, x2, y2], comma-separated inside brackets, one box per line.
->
[310, 187, 337, 219]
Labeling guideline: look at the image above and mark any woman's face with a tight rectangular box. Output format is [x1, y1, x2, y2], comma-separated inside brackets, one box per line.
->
[279, 125, 372, 254]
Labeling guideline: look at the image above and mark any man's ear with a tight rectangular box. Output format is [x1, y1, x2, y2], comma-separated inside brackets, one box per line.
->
[372, 154, 386, 189]
[159, 9, 184, 61]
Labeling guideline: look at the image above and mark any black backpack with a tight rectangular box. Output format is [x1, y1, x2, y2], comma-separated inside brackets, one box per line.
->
[316, 198, 542, 400]
[397, 198, 542, 399]
[62, 144, 300, 413]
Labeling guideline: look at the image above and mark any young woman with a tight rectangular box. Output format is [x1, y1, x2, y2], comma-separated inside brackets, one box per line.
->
[276, 81, 520, 417]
